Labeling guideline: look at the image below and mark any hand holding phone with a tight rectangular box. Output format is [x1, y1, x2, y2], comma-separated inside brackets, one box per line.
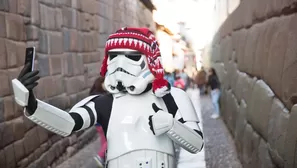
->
[25, 47, 35, 72]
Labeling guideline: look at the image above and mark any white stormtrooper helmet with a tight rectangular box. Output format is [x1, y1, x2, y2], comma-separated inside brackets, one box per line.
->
[100, 27, 170, 97]
[104, 48, 154, 95]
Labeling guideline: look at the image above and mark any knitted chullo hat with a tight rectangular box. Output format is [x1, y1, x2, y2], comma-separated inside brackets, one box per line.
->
[100, 27, 170, 97]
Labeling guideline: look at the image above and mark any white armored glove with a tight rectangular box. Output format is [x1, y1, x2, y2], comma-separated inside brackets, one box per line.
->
[148, 103, 174, 136]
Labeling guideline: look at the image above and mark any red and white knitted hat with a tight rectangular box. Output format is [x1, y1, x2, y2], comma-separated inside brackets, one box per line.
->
[100, 27, 170, 97]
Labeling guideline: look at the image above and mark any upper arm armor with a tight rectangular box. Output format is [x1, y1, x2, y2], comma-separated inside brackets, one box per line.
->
[170, 87, 199, 122]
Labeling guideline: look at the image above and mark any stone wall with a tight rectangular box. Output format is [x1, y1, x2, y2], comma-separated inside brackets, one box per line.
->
[0, 0, 154, 168]
[210, 1, 297, 168]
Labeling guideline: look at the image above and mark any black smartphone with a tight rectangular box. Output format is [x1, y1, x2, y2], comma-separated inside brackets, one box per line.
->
[25, 47, 35, 71]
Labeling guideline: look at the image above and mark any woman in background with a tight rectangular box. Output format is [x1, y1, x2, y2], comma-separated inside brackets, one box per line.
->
[89, 76, 107, 168]
[207, 68, 221, 119]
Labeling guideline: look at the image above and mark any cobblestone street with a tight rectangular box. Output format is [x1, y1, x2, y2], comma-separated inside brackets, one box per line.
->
[199, 94, 242, 168]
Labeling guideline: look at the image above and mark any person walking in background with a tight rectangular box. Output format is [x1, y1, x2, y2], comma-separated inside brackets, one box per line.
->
[164, 70, 175, 86]
[180, 69, 190, 90]
[207, 68, 221, 119]
[89, 76, 107, 168]
[196, 67, 207, 95]
[174, 74, 186, 90]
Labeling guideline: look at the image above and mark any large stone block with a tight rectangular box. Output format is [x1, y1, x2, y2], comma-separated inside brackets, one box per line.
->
[26, 25, 39, 41]
[236, 29, 248, 72]
[0, 70, 10, 97]
[243, 25, 260, 75]
[225, 91, 239, 135]
[47, 32, 63, 54]
[248, 80, 274, 141]
[267, 98, 289, 168]
[56, 0, 71, 7]
[36, 126, 49, 144]
[0, 99, 4, 122]
[225, 61, 238, 90]
[242, 124, 260, 167]
[0, 122, 14, 149]
[9, 0, 18, 13]
[42, 75, 64, 98]
[0, 150, 6, 167]
[259, 18, 278, 79]
[284, 105, 297, 168]
[36, 54, 50, 77]
[47, 94, 70, 110]
[281, 14, 297, 109]
[0, 12, 6, 38]
[23, 127, 40, 155]
[5, 13, 25, 41]
[234, 71, 246, 101]
[86, 62, 101, 78]
[30, 0, 40, 25]
[257, 139, 275, 168]
[17, 0, 31, 16]
[40, 4, 56, 30]
[81, 52, 101, 64]
[264, 16, 290, 98]
[3, 96, 15, 121]
[65, 75, 86, 95]
[63, 28, 78, 52]
[13, 139, 25, 163]
[49, 55, 62, 75]
[4, 144, 16, 168]
[252, 23, 266, 78]
[61, 53, 74, 77]
[0, 38, 7, 69]
[5, 39, 18, 68]
[0, 0, 9, 11]
[62, 7, 77, 28]
[234, 100, 247, 160]
[12, 116, 25, 141]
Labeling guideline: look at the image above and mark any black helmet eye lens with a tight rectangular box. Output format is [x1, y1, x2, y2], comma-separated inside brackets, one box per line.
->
[109, 54, 117, 60]
[125, 54, 141, 61]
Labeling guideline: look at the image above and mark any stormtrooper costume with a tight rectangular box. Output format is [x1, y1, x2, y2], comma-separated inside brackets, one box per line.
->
[11, 27, 204, 168]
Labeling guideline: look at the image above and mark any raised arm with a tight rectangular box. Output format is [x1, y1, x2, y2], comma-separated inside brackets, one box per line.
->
[148, 87, 204, 154]
[12, 64, 102, 137]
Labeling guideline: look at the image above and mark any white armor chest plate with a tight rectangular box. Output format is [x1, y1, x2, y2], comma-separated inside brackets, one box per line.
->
[106, 91, 175, 161]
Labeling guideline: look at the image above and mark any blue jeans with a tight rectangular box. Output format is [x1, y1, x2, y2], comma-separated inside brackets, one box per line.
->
[211, 89, 221, 115]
